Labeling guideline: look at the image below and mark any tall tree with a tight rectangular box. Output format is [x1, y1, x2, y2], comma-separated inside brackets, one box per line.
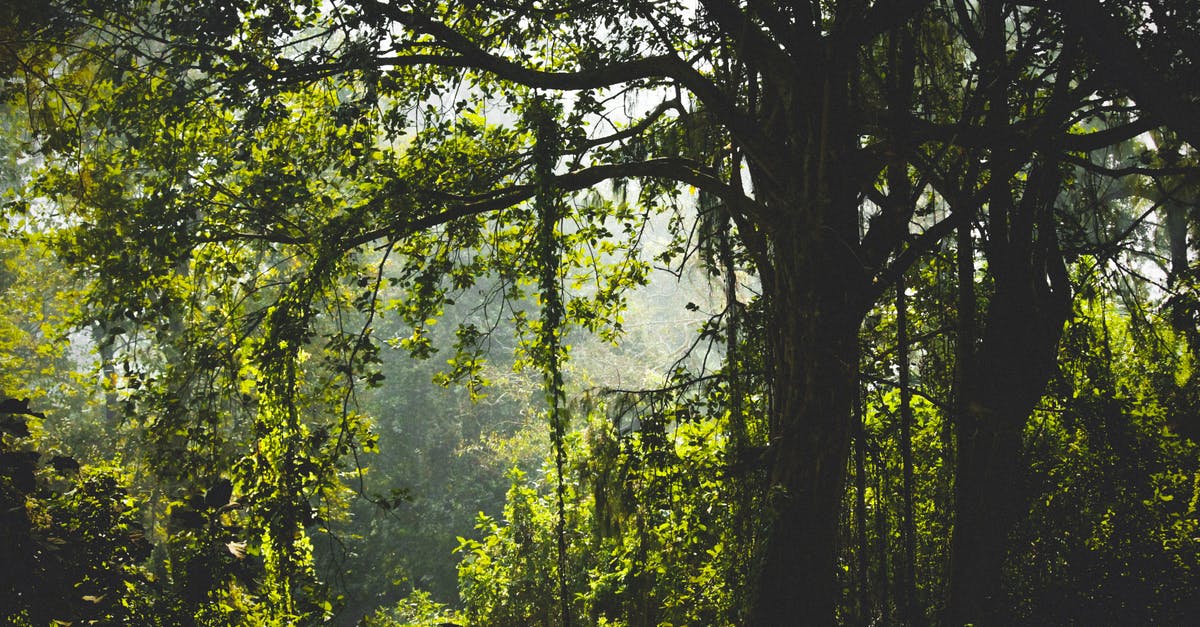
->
[27, 0, 1200, 623]
[37, 1, 946, 622]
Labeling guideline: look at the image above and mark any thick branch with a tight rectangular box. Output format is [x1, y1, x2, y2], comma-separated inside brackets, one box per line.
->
[343, 157, 765, 249]
[371, 2, 681, 90]
[1057, 0, 1200, 150]
[571, 97, 684, 151]
[1062, 154, 1200, 179]
[744, 0, 818, 61]
[845, 0, 933, 49]
[868, 209, 966, 300]
[369, 2, 787, 187]
[700, 0, 807, 81]
[1060, 117, 1160, 152]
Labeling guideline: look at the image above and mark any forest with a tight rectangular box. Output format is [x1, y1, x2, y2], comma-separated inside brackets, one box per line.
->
[3, 0, 1200, 625]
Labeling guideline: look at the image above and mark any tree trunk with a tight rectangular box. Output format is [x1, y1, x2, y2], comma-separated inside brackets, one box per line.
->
[897, 270, 918, 625]
[749, 229, 867, 626]
[943, 263, 1069, 626]
[943, 4, 1073, 619]
[742, 43, 879, 626]
[752, 309, 860, 625]
[854, 373, 871, 625]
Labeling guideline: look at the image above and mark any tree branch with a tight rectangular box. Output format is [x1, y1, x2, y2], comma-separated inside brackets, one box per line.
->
[1062, 153, 1200, 179]
[868, 209, 966, 301]
[368, 2, 787, 187]
[1057, 0, 1200, 150]
[844, 0, 933, 49]
[1060, 117, 1160, 153]
[372, 3, 681, 90]
[700, 0, 806, 81]
[570, 96, 684, 152]
[342, 157, 766, 249]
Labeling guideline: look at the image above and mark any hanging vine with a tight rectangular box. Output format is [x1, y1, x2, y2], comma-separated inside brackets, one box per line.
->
[243, 238, 356, 621]
[251, 289, 315, 621]
[529, 94, 570, 627]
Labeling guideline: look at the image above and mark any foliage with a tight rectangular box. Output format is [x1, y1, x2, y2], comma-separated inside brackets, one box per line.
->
[1011, 284, 1200, 624]
[4, 0, 1200, 625]
[315, 326, 547, 618]
[1, 398, 154, 626]
[361, 589, 464, 627]
[457, 387, 763, 626]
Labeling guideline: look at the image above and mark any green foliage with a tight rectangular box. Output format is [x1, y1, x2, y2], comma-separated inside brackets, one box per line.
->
[6, 1, 1200, 625]
[844, 262, 958, 625]
[362, 589, 464, 626]
[314, 330, 547, 617]
[2, 399, 155, 626]
[1011, 288, 1200, 624]
[457, 395, 758, 627]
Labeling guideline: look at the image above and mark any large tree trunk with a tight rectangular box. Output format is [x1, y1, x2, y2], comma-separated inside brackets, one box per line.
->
[749, 217, 868, 626]
[943, 4, 1074, 618]
[943, 258, 1070, 626]
[742, 37, 885, 625]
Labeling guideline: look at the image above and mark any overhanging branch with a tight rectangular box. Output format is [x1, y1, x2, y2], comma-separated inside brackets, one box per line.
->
[343, 157, 767, 249]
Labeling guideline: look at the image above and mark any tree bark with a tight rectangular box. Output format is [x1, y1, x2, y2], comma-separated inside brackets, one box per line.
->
[749, 216, 869, 625]
[944, 276, 1066, 625]
[752, 298, 862, 624]
[943, 166, 1073, 623]
[741, 24, 901, 625]
[897, 270, 918, 625]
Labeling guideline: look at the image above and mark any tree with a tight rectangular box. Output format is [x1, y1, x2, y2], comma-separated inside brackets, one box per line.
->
[927, 4, 1078, 622]
[29, 1, 937, 622]
[21, 0, 1200, 624]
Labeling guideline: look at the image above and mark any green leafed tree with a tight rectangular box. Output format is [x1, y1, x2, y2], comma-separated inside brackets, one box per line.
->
[12, 0, 1200, 624]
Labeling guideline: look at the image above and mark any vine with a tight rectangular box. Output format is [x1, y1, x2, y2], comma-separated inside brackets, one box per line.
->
[530, 95, 570, 627]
